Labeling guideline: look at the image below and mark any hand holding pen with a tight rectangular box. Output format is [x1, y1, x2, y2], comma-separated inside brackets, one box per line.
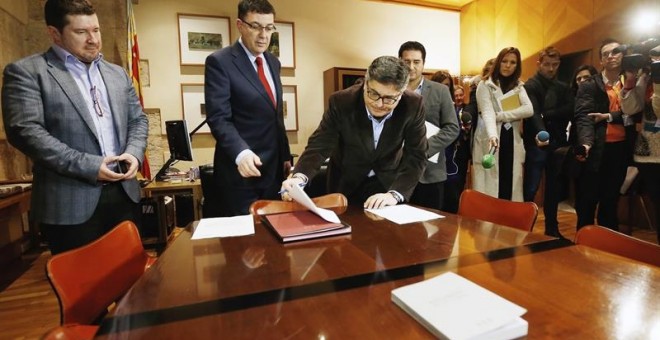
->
[280, 176, 305, 201]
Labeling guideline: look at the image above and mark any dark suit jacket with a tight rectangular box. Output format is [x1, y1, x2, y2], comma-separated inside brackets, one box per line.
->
[419, 80, 459, 184]
[523, 72, 573, 149]
[293, 84, 428, 201]
[2, 49, 148, 225]
[204, 41, 290, 189]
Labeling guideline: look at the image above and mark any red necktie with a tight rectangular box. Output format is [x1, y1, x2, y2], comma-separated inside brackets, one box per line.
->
[255, 56, 276, 106]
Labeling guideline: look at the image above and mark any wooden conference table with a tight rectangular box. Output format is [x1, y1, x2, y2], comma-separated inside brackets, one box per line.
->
[97, 206, 660, 339]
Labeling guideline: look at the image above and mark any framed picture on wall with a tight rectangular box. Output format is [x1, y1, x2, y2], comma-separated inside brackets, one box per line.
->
[268, 21, 296, 69]
[180, 83, 210, 134]
[177, 13, 230, 66]
[282, 85, 298, 131]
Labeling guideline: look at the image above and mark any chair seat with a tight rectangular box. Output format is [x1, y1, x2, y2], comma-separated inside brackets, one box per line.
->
[575, 225, 660, 267]
[457, 189, 538, 232]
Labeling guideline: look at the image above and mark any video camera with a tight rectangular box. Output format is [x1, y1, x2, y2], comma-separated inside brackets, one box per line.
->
[614, 38, 660, 75]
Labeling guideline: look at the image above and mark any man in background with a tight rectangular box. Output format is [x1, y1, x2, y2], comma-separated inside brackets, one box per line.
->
[281, 56, 427, 209]
[398, 41, 458, 211]
[1, 0, 148, 254]
[523, 47, 572, 238]
[205, 0, 291, 216]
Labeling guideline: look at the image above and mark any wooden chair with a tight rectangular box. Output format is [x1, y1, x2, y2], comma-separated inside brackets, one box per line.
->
[249, 193, 348, 217]
[45, 220, 156, 339]
[457, 189, 538, 232]
[575, 225, 660, 267]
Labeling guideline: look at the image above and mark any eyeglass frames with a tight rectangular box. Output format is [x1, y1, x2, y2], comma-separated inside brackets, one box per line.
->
[364, 83, 402, 105]
[90, 86, 104, 117]
[239, 19, 277, 33]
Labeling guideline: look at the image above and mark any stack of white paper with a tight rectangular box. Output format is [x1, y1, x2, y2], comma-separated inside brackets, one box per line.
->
[391, 272, 528, 339]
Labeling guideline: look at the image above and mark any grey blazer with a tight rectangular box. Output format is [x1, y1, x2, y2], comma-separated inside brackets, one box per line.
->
[419, 80, 459, 183]
[2, 48, 148, 225]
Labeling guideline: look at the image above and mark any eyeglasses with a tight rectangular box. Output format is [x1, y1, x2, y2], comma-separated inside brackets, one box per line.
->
[90, 86, 104, 117]
[601, 49, 621, 58]
[239, 19, 276, 33]
[365, 83, 402, 105]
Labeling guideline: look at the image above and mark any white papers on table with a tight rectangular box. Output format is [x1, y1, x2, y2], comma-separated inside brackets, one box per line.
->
[425, 121, 440, 163]
[365, 204, 444, 224]
[191, 215, 254, 240]
[287, 183, 340, 223]
[391, 272, 528, 340]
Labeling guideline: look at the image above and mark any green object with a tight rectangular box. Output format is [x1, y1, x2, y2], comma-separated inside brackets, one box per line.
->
[482, 154, 495, 169]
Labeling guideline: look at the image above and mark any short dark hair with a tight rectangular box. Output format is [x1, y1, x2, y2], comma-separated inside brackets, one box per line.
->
[489, 47, 522, 93]
[599, 38, 621, 59]
[45, 0, 95, 32]
[398, 41, 426, 63]
[365, 56, 410, 91]
[538, 46, 561, 62]
[238, 0, 275, 21]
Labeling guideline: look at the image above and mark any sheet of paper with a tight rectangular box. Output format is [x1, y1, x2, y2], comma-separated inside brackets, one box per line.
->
[191, 215, 254, 239]
[424, 121, 440, 163]
[365, 204, 444, 224]
[288, 183, 340, 223]
[391, 272, 527, 340]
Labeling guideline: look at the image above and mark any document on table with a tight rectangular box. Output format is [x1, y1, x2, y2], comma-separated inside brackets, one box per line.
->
[191, 215, 255, 239]
[365, 204, 444, 224]
[425, 121, 440, 163]
[391, 272, 528, 340]
[287, 183, 340, 223]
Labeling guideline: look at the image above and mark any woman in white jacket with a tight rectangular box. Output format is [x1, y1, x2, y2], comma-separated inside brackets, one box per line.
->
[472, 47, 533, 201]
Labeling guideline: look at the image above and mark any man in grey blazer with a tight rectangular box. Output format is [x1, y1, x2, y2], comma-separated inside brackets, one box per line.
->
[1, 0, 148, 254]
[204, 0, 291, 216]
[398, 41, 459, 210]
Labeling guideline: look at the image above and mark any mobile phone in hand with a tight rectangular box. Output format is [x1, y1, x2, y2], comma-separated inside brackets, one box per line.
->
[117, 161, 129, 174]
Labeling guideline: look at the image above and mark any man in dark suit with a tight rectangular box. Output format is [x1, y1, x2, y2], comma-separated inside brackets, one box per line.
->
[398, 41, 458, 211]
[281, 56, 428, 209]
[1, 0, 148, 254]
[204, 0, 291, 216]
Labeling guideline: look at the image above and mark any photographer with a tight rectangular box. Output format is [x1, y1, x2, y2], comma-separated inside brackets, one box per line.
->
[620, 42, 660, 243]
[574, 39, 628, 232]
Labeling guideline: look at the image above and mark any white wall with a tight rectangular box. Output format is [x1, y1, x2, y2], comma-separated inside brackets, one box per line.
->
[134, 0, 460, 168]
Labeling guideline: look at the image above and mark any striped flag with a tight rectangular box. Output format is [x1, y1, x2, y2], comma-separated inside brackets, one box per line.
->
[127, 0, 151, 179]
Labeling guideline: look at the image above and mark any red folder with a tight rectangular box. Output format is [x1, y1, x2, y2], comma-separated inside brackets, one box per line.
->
[262, 210, 351, 243]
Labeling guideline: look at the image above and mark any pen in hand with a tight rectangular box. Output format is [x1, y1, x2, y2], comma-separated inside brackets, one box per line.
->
[278, 183, 305, 194]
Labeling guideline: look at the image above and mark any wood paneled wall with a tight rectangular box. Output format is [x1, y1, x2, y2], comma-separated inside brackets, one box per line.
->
[460, 0, 659, 79]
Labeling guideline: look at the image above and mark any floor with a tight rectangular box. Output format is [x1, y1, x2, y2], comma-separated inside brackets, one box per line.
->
[0, 208, 656, 340]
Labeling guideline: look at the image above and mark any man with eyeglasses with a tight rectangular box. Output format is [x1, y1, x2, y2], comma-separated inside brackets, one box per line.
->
[574, 38, 628, 232]
[281, 56, 428, 209]
[204, 0, 291, 216]
[398, 41, 458, 211]
[1, 0, 148, 254]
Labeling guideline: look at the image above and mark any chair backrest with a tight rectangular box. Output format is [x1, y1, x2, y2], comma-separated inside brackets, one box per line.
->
[249, 193, 348, 216]
[457, 189, 538, 232]
[575, 225, 660, 267]
[46, 220, 153, 325]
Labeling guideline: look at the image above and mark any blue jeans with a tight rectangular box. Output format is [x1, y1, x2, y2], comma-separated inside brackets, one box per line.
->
[523, 146, 547, 202]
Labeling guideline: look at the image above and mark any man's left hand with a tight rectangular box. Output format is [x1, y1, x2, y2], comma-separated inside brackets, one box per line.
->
[117, 153, 140, 179]
[364, 192, 398, 209]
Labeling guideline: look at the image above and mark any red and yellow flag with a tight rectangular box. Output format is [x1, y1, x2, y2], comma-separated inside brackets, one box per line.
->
[127, 0, 151, 179]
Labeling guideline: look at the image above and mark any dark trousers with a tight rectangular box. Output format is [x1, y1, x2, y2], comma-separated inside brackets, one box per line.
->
[575, 141, 627, 231]
[410, 181, 445, 211]
[498, 126, 514, 200]
[41, 182, 140, 255]
[523, 145, 563, 235]
[217, 181, 281, 217]
[347, 176, 387, 207]
[637, 163, 660, 243]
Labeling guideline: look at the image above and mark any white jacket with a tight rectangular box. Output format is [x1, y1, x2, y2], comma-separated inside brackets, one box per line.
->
[471, 78, 533, 201]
